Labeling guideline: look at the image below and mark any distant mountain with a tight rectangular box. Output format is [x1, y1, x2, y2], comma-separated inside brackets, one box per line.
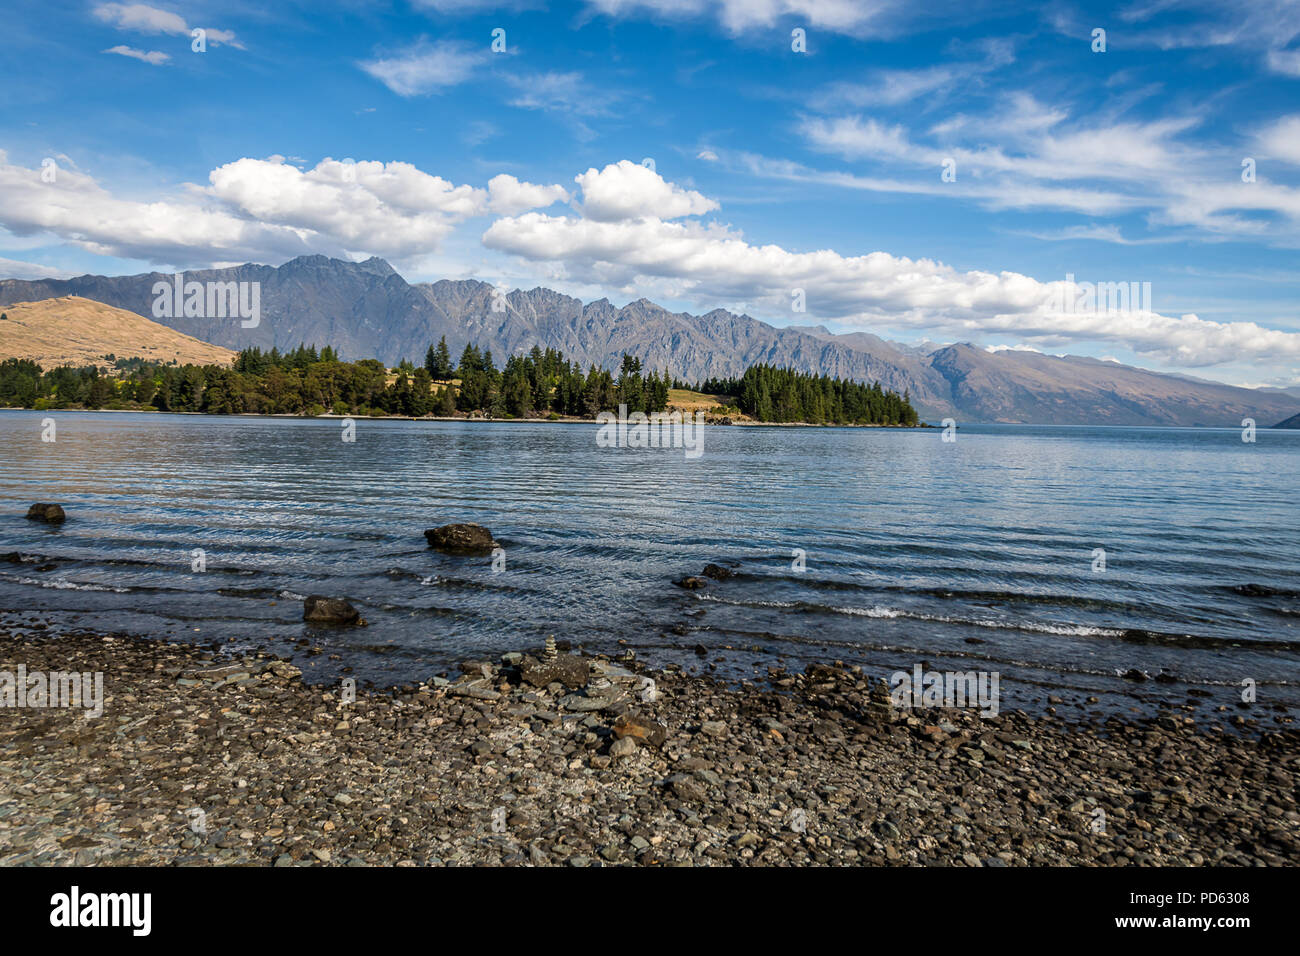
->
[0, 296, 236, 369]
[3, 255, 1298, 427]
[1274, 412, 1300, 429]
[1259, 385, 1300, 401]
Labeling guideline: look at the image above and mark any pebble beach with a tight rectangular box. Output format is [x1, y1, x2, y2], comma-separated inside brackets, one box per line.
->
[1, 629, 1295, 867]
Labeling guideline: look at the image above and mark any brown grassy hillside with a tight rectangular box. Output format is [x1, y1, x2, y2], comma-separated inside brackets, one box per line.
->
[0, 296, 236, 369]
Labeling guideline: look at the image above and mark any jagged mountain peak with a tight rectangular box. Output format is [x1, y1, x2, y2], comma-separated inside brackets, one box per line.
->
[1, 256, 1297, 426]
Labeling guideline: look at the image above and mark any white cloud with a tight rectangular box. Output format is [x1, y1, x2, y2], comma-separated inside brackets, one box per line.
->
[583, 0, 911, 37]
[0, 152, 566, 267]
[696, 149, 719, 161]
[812, 41, 1014, 109]
[360, 40, 483, 96]
[1257, 114, 1300, 165]
[93, 3, 243, 49]
[103, 45, 169, 65]
[483, 162, 1300, 367]
[1087, 2, 1300, 78]
[412, 0, 539, 10]
[487, 174, 570, 215]
[575, 160, 718, 221]
[93, 3, 187, 35]
[1266, 48, 1300, 77]
[783, 95, 1300, 240]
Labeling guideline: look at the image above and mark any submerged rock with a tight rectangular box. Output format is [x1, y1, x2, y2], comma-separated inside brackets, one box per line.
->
[673, 575, 707, 590]
[25, 503, 66, 523]
[303, 595, 363, 625]
[424, 523, 499, 554]
[702, 564, 733, 580]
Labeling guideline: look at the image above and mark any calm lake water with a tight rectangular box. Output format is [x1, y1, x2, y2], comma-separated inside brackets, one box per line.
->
[1, 410, 1297, 717]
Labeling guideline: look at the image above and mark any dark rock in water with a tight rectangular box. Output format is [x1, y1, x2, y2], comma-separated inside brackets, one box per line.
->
[520, 653, 590, 690]
[1122, 668, 1148, 682]
[702, 564, 733, 580]
[424, 523, 499, 554]
[1232, 583, 1283, 597]
[25, 503, 65, 523]
[1154, 672, 1178, 684]
[674, 575, 707, 589]
[694, 644, 708, 656]
[303, 595, 363, 625]
[1, 552, 23, 563]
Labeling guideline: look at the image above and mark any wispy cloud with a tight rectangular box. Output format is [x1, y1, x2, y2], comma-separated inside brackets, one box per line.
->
[360, 39, 484, 96]
[102, 44, 169, 65]
[778, 91, 1300, 243]
[93, 3, 243, 49]
[811, 37, 1015, 110]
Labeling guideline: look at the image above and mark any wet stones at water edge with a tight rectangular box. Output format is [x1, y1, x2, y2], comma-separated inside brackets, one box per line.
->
[303, 595, 365, 626]
[674, 575, 708, 589]
[25, 503, 66, 523]
[424, 523, 500, 554]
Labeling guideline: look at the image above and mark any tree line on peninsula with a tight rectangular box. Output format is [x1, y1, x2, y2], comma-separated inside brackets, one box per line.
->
[0, 337, 917, 425]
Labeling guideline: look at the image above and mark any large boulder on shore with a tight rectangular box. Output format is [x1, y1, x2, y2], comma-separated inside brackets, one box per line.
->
[424, 523, 499, 554]
[612, 713, 669, 749]
[519, 653, 590, 690]
[303, 595, 363, 625]
[26, 503, 66, 523]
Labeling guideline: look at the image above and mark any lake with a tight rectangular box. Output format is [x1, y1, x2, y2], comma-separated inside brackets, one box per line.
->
[2, 410, 1297, 717]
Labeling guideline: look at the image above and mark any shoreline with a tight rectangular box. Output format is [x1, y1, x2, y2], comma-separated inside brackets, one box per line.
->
[1, 628, 1294, 866]
[0, 406, 928, 429]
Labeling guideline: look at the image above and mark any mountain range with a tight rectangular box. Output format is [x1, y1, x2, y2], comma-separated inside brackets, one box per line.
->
[3, 254, 1298, 427]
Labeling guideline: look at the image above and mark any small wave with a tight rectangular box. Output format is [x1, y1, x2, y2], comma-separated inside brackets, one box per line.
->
[278, 589, 306, 601]
[827, 605, 904, 619]
[16, 577, 129, 593]
[697, 593, 1124, 636]
[695, 595, 798, 609]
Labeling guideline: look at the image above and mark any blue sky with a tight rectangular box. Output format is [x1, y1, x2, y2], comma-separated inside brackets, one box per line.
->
[2, 0, 1299, 387]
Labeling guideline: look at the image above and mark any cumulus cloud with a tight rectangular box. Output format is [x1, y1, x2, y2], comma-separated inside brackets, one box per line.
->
[103, 45, 169, 65]
[486, 174, 570, 215]
[359, 40, 483, 96]
[483, 162, 1300, 367]
[0, 152, 566, 266]
[575, 160, 718, 221]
